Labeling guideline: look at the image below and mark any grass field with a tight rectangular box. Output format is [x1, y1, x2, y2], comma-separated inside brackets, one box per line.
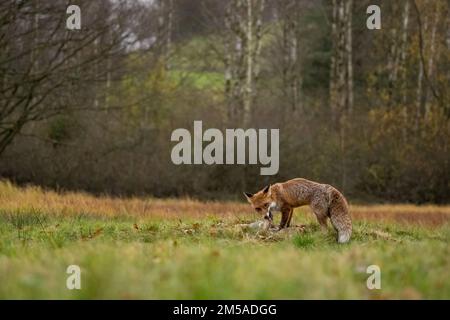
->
[0, 181, 449, 299]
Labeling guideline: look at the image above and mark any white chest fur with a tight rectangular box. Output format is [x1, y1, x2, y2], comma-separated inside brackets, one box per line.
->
[269, 201, 280, 212]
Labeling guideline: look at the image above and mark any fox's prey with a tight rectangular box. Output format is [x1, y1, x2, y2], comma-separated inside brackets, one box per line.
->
[244, 178, 352, 243]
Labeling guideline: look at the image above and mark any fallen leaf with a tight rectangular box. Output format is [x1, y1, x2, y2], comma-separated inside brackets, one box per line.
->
[81, 227, 103, 240]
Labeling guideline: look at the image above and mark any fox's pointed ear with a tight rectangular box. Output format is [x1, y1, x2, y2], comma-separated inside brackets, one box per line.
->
[244, 192, 253, 200]
[262, 184, 271, 194]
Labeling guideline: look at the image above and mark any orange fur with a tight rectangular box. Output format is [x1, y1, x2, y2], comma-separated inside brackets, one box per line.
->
[245, 178, 352, 243]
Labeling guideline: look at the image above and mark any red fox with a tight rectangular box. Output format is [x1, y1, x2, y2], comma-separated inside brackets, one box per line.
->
[244, 178, 352, 243]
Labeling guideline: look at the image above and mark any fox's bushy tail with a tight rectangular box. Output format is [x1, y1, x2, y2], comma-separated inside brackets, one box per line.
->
[328, 188, 352, 243]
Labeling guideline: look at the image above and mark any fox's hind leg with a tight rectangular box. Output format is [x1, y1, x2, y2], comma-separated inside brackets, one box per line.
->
[328, 189, 352, 243]
[310, 199, 329, 233]
[316, 215, 328, 233]
[330, 209, 352, 243]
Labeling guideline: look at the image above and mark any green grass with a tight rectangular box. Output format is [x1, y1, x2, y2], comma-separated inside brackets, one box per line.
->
[0, 211, 449, 299]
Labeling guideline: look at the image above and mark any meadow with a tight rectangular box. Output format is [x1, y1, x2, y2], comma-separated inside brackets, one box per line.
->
[0, 180, 449, 299]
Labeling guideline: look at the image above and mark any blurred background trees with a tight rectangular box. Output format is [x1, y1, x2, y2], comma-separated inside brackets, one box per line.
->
[0, 0, 448, 203]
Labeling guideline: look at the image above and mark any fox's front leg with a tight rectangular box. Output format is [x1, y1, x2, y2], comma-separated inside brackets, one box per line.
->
[278, 207, 291, 230]
[286, 208, 294, 227]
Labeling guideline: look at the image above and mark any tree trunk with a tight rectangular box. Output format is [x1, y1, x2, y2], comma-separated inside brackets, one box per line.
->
[415, 17, 428, 131]
[329, 0, 338, 124]
[329, 0, 353, 191]
[243, 0, 253, 126]
[345, 0, 353, 114]
[278, 0, 302, 114]
[400, 0, 410, 105]
[156, 0, 174, 70]
[424, 8, 439, 119]
[223, 0, 264, 126]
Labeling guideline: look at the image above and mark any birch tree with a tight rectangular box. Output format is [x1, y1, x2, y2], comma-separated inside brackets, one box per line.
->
[329, 0, 353, 191]
[223, 0, 265, 125]
[156, 0, 174, 70]
[329, 0, 353, 127]
[275, 0, 303, 114]
[413, 0, 444, 129]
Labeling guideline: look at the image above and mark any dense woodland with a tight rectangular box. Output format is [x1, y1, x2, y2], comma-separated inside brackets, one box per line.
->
[0, 0, 449, 203]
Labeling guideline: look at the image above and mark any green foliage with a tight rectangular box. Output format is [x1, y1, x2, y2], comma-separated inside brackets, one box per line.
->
[169, 70, 224, 90]
[110, 57, 177, 130]
[47, 117, 76, 145]
[300, 6, 332, 91]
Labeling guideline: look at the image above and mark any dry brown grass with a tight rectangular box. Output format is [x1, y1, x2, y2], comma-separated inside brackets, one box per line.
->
[350, 205, 450, 226]
[0, 180, 247, 219]
[1, 180, 449, 226]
